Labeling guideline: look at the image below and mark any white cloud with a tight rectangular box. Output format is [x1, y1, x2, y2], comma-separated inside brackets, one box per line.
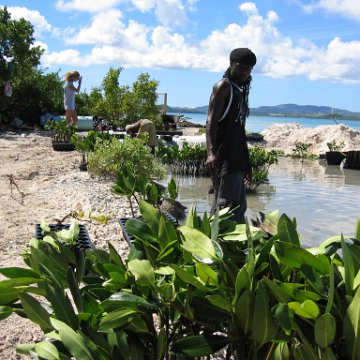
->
[32, 1, 360, 85]
[55, 0, 122, 13]
[55, 0, 191, 29]
[5, 6, 53, 38]
[67, 9, 126, 45]
[298, 0, 360, 22]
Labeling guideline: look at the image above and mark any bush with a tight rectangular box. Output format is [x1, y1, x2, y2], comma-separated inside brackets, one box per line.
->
[87, 136, 166, 180]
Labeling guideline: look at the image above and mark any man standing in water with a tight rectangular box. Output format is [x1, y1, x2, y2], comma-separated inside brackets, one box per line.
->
[206, 48, 256, 223]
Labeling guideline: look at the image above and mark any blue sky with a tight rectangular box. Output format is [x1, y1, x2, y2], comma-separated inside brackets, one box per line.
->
[2, 0, 360, 111]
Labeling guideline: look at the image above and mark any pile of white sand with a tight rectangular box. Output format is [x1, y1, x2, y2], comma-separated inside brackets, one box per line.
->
[260, 123, 360, 155]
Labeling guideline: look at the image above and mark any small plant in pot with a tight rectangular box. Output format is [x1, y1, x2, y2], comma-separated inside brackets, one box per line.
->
[326, 140, 346, 165]
[45, 120, 77, 151]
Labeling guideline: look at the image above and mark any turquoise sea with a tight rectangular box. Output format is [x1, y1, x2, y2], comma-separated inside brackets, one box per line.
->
[170, 112, 360, 133]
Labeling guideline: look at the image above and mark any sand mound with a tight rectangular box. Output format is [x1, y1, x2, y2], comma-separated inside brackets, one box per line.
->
[260, 123, 360, 155]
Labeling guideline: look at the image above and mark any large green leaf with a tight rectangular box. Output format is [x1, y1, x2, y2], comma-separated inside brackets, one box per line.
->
[0, 305, 12, 320]
[50, 318, 94, 360]
[139, 200, 160, 235]
[288, 300, 319, 319]
[252, 281, 277, 346]
[18, 293, 52, 332]
[343, 284, 360, 359]
[355, 220, 360, 241]
[221, 223, 263, 242]
[196, 263, 218, 286]
[206, 294, 231, 312]
[108, 242, 126, 270]
[98, 308, 138, 331]
[300, 264, 324, 294]
[157, 327, 167, 360]
[16, 343, 36, 355]
[158, 214, 178, 251]
[0, 287, 19, 305]
[0, 277, 42, 288]
[274, 342, 290, 360]
[172, 334, 229, 357]
[128, 259, 155, 287]
[234, 290, 254, 334]
[277, 214, 299, 246]
[125, 218, 158, 244]
[178, 226, 216, 261]
[262, 277, 292, 303]
[234, 266, 250, 301]
[274, 241, 329, 274]
[315, 313, 336, 348]
[100, 292, 157, 312]
[341, 236, 355, 296]
[275, 304, 293, 334]
[169, 264, 209, 291]
[44, 281, 79, 330]
[201, 211, 211, 238]
[34, 341, 59, 360]
[0, 267, 41, 279]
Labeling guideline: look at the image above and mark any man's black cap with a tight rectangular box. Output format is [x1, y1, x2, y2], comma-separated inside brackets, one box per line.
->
[230, 48, 257, 66]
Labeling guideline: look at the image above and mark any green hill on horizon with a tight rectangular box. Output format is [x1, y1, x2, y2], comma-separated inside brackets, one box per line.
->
[162, 104, 360, 120]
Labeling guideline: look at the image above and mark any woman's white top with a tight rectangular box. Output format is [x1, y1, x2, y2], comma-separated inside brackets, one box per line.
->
[64, 81, 75, 110]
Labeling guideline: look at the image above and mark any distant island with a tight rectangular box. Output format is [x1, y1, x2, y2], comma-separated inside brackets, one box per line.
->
[163, 103, 360, 120]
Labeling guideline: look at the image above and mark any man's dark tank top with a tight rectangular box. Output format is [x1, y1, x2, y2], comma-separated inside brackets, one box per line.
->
[214, 79, 251, 177]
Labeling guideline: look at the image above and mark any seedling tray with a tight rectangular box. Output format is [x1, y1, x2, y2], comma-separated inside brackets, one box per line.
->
[35, 223, 93, 250]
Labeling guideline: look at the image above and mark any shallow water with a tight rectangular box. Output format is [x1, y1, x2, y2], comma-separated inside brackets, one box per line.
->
[167, 157, 360, 247]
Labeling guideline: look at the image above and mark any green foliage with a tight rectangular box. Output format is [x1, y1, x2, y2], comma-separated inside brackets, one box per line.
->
[248, 146, 279, 192]
[156, 143, 278, 192]
[292, 142, 313, 159]
[113, 166, 178, 217]
[87, 136, 166, 180]
[2, 201, 360, 359]
[0, 7, 64, 125]
[156, 142, 209, 176]
[71, 130, 112, 152]
[45, 120, 77, 142]
[327, 139, 345, 152]
[88, 67, 160, 128]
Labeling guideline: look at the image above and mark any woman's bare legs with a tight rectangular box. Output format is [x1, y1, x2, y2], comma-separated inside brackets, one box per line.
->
[65, 110, 78, 126]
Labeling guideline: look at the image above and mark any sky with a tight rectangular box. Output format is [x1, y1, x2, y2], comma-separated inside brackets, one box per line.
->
[1, 0, 360, 112]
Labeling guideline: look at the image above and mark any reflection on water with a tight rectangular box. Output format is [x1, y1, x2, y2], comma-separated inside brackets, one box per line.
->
[167, 157, 360, 247]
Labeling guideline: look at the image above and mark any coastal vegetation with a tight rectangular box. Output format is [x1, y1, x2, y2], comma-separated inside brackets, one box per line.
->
[1, 170, 360, 358]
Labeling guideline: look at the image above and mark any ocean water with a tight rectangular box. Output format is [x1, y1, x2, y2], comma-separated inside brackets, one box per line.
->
[171, 112, 360, 133]
[168, 157, 360, 247]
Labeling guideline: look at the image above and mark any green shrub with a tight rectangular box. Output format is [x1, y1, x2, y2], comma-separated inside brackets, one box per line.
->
[87, 136, 166, 180]
[45, 120, 76, 142]
[71, 130, 113, 153]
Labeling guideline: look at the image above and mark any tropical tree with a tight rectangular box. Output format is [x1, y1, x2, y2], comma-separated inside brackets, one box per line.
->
[0, 7, 64, 125]
[88, 67, 160, 128]
[122, 72, 160, 124]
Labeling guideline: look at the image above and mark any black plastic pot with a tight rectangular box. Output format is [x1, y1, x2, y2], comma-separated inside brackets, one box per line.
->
[343, 151, 360, 169]
[52, 141, 75, 152]
[325, 151, 347, 165]
[35, 223, 93, 250]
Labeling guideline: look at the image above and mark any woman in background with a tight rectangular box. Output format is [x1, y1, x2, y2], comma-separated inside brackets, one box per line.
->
[64, 70, 82, 126]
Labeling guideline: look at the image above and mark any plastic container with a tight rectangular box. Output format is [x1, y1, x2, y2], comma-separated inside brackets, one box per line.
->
[34, 224, 93, 250]
[77, 116, 94, 131]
